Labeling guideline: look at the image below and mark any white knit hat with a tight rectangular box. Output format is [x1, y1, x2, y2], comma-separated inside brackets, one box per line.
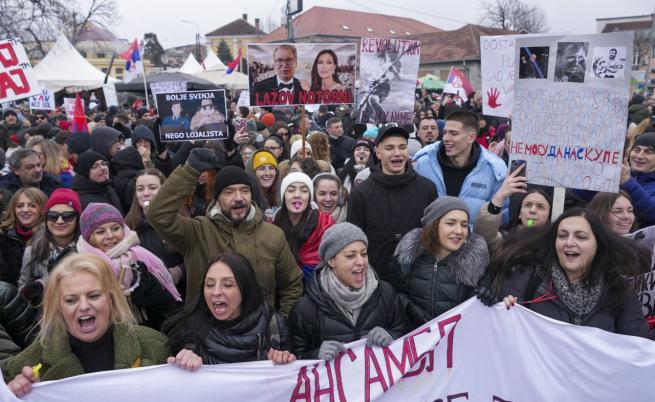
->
[280, 172, 314, 204]
[290, 140, 312, 159]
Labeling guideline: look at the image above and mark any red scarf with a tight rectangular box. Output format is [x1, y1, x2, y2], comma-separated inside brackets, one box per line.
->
[14, 224, 33, 242]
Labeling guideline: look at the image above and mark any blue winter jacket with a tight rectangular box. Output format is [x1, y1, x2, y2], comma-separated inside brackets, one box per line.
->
[621, 170, 655, 227]
[414, 141, 508, 222]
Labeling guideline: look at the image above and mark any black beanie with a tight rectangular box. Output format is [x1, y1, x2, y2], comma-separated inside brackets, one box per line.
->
[634, 132, 655, 152]
[66, 132, 91, 155]
[75, 151, 107, 179]
[212, 166, 252, 199]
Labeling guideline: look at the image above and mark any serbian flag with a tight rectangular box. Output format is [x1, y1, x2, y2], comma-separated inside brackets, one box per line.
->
[226, 48, 242, 74]
[443, 67, 474, 101]
[120, 39, 143, 83]
[72, 93, 88, 134]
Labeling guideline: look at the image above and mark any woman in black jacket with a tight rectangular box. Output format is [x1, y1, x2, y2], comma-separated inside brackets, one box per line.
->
[391, 197, 489, 329]
[289, 223, 409, 360]
[488, 207, 651, 339]
[110, 147, 145, 212]
[70, 151, 123, 213]
[163, 253, 295, 370]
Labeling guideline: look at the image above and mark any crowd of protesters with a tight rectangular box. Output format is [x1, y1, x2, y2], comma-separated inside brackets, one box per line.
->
[0, 87, 653, 396]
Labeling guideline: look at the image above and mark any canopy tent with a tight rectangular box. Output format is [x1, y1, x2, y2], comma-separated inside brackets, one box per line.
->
[179, 53, 202, 75]
[418, 74, 445, 90]
[194, 69, 249, 91]
[203, 47, 227, 70]
[114, 71, 218, 92]
[33, 34, 117, 93]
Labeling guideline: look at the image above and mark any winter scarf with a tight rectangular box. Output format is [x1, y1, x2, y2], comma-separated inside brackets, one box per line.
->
[550, 263, 602, 325]
[76, 226, 181, 301]
[319, 264, 378, 325]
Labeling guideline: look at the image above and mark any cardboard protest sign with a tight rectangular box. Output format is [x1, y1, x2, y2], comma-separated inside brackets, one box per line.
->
[150, 81, 186, 109]
[0, 38, 40, 103]
[102, 84, 118, 107]
[29, 87, 55, 110]
[247, 43, 356, 106]
[626, 225, 655, 317]
[357, 38, 420, 125]
[63, 97, 77, 118]
[236, 90, 250, 107]
[156, 89, 228, 142]
[510, 31, 633, 192]
[481, 35, 521, 118]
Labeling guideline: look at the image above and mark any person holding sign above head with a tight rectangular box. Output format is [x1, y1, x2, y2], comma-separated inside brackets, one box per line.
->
[163, 253, 295, 370]
[480, 208, 651, 340]
[4, 254, 169, 397]
[251, 45, 304, 105]
[162, 101, 190, 130]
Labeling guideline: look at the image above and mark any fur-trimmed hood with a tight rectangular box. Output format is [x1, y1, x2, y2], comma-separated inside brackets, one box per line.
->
[394, 228, 490, 287]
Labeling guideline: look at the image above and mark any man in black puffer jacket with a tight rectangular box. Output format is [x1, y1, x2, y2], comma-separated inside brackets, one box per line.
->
[0, 281, 36, 366]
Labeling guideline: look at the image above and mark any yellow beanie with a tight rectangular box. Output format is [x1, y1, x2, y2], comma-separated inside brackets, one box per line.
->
[252, 150, 278, 170]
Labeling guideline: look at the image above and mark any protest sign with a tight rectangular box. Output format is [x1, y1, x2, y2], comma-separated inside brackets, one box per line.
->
[510, 32, 633, 192]
[102, 84, 118, 107]
[247, 43, 356, 106]
[237, 90, 250, 107]
[357, 38, 420, 125]
[2, 299, 653, 402]
[156, 89, 228, 142]
[0, 38, 40, 103]
[480, 35, 520, 118]
[150, 81, 186, 109]
[626, 225, 655, 317]
[63, 97, 77, 118]
[29, 87, 55, 111]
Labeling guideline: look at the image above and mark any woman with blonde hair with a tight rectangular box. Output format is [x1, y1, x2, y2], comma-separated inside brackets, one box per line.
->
[26, 136, 61, 178]
[4, 253, 169, 397]
[0, 187, 47, 286]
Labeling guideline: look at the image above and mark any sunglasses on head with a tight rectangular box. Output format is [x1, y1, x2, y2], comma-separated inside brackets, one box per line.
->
[46, 211, 78, 222]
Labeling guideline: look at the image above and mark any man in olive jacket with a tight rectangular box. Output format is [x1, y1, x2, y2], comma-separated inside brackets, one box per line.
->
[147, 148, 303, 316]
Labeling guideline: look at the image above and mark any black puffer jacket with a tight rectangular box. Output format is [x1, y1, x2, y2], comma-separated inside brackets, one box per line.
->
[390, 229, 489, 328]
[111, 147, 145, 211]
[71, 175, 123, 214]
[347, 164, 437, 283]
[0, 281, 36, 349]
[288, 265, 409, 359]
[200, 303, 291, 364]
[329, 134, 355, 170]
[501, 266, 651, 339]
[0, 229, 29, 287]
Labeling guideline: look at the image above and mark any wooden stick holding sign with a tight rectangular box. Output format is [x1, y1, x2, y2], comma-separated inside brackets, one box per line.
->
[551, 186, 566, 221]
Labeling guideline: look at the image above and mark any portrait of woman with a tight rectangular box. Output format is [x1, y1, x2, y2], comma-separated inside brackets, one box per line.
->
[310, 50, 343, 91]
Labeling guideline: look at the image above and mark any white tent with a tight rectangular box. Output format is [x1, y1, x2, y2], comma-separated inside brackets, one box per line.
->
[195, 69, 249, 90]
[179, 53, 202, 75]
[32, 35, 117, 93]
[203, 46, 227, 70]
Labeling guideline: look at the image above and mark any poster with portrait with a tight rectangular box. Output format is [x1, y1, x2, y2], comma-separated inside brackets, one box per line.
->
[511, 31, 633, 193]
[155, 89, 228, 142]
[591, 46, 627, 79]
[247, 43, 356, 106]
[357, 38, 420, 125]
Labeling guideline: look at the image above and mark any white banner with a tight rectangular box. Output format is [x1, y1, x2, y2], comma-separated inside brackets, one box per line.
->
[0, 38, 40, 103]
[150, 81, 187, 109]
[1, 299, 653, 401]
[511, 32, 633, 192]
[102, 84, 118, 107]
[29, 87, 55, 111]
[481, 35, 520, 118]
[62, 97, 76, 119]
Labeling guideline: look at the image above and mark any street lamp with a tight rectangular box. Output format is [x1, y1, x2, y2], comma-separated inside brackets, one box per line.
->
[181, 19, 201, 64]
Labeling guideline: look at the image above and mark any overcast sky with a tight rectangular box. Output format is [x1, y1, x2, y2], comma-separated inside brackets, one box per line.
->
[111, 0, 653, 48]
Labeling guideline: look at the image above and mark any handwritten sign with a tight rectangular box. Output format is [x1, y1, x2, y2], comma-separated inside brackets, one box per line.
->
[150, 81, 186, 109]
[0, 38, 40, 103]
[480, 35, 520, 118]
[29, 87, 55, 110]
[511, 32, 633, 192]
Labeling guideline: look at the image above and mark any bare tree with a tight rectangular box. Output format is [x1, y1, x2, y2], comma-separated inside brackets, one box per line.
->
[0, 0, 119, 57]
[634, 29, 655, 68]
[479, 0, 549, 33]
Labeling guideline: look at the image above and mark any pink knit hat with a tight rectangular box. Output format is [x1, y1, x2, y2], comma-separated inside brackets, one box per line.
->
[79, 203, 124, 241]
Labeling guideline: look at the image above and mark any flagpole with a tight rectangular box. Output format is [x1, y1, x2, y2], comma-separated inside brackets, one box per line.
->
[139, 41, 150, 110]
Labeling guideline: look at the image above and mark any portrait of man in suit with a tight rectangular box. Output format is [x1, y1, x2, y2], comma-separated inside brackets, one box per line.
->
[161, 101, 191, 130]
[251, 44, 303, 105]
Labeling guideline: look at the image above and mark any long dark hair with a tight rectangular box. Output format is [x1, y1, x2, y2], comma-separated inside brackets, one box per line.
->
[588, 190, 638, 233]
[502, 188, 553, 232]
[273, 190, 318, 264]
[310, 50, 341, 91]
[124, 168, 166, 230]
[162, 253, 264, 354]
[28, 218, 80, 268]
[492, 207, 650, 312]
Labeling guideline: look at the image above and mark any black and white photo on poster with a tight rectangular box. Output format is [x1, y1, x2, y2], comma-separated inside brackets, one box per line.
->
[357, 38, 420, 125]
[155, 89, 227, 142]
[591, 46, 627, 79]
[554, 42, 589, 83]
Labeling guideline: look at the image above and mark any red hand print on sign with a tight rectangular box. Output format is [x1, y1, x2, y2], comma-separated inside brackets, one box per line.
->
[487, 88, 502, 108]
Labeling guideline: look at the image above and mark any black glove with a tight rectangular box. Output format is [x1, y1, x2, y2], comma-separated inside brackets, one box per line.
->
[187, 148, 218, 172]
[476, 285, 500, 306]
[20, 281, 44, 307]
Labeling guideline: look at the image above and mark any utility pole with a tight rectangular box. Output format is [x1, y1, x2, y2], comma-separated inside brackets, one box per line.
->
[286, 0, 294, 42]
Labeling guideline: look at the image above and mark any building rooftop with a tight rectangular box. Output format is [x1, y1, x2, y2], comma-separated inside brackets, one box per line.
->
[601, 20, 653, 33]
[206, 18, 266, 37]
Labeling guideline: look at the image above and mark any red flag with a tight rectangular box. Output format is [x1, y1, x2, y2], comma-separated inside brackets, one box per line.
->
[443, 67, 474, 101]
[72, 93, 89, 134]
[226, 48, 242, 74]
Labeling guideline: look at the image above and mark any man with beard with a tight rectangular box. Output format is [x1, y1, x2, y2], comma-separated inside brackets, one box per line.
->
[147, 148, 303, 315]
[416, 117, 440, 147]
[0, 149, 61, 199]
[554, 42, 587, 83]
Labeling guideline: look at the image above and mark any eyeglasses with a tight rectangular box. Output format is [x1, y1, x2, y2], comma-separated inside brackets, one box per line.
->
[274, 58, 295, 66]
[91, 161, 109, 170]
[46, 211, 78, 222]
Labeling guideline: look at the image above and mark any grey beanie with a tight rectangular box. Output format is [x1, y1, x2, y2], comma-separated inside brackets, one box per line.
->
[421, 196, 469, 227]
[319, 222, 368, 262]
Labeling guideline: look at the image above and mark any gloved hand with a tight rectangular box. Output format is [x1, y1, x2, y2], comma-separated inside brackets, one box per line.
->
[365, 326, 393, 347]
[20, 281, 44, 307]
[476, 285, 500, 306]
[187, 148, 218, 172]
[317, 340, 345, 361]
